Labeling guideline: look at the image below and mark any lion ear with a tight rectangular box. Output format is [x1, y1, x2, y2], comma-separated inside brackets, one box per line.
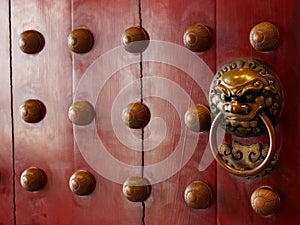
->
[264, 85, 278, 94]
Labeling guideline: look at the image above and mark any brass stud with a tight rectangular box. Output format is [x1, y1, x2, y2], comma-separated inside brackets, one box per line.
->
[68, 28, 94, 54]
[121, 26, 150, 53]
[184, 104, 211, 132]
[183, 24, 211, 52]
[20, 99, 46, 123]
[250, 186, 280, 217]
[20, 167, 46, 191]
[123, 176, 151, 202]
[249, 22, 279, 52]
[68, 101, 95, 126]
[122, 102, 151, 129]
[184, 181, 212, 209]
[18, 30, 45, 54]
[69, 170, 96, 196]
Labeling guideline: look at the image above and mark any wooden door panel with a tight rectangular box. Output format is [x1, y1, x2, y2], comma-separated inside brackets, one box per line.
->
[11, 0, 144, 224]
[70, 0, 143, 224]
[0, 1, 14, 225]
[11, 1, 74, 224]
[216, 0, 300, 224]
[141, 1, 217, 224]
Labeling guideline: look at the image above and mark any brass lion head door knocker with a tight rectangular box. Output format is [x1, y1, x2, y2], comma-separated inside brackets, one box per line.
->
[209, 59, 283, 177]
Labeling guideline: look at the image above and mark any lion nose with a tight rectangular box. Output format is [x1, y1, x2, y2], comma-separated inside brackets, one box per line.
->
[225, 101, 250, 114]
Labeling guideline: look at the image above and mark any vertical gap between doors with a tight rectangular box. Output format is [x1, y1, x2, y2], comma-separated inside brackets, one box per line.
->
[139, 0, 146, 225]
[8, 0, 17, 224]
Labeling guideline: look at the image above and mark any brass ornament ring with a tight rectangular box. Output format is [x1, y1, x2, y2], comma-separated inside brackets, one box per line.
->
[209, 112, 276, 177]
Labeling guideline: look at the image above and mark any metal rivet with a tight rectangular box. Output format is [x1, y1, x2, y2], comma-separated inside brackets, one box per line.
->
[249, 22, 279, 52]
[185, 104, 211, 132]
[123, 176, 151, 202]
[251, 186, 280, 216]
[20, 99, 46, 123]
[69, 170, 96, 196]
[122, 102, 151, 129]
[68, 101, 95, 126]
[68, 28, 94, 54]
[184, 181, 212, 209]
[253, 31, 265, 43]
[20, 167, 46, 191]
[19, 30, 45, 54]
[121, 26, 150, 53]
[183, 24, 211, 52]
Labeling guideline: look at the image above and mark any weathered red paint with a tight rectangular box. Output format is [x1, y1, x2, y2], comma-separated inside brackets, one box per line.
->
[0, 1, 299, 225]
[0, 1, 14, 225]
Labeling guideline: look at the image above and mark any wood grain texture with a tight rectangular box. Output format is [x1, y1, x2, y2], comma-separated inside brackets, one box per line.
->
[141, 1, 217, 224]
[5, 1, 300, 224]
[70, 0, 143, 224]
[0, 1, 14, 225]
[11, 1, 74, 224]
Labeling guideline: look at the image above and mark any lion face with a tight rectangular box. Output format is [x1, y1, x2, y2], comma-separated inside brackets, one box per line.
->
[209, 59, 283, 137]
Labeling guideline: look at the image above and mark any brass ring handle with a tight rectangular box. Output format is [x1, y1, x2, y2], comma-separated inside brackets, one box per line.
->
[209, 112, 276, 177]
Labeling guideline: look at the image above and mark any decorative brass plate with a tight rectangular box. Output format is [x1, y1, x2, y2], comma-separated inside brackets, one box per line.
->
[209, 58, 283, 177]
[219, 141, 278, 177]
[210, 112, 276, 177]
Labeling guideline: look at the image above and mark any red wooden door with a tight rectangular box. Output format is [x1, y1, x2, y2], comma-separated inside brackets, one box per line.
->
[1, 1, 300, 225]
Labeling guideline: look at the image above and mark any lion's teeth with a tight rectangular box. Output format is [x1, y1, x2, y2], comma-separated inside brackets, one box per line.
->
[226, 119, 231, 126]
[240, 121, 250, 128]
[250, 120, 258, 128]
[230, 120, 238, 127]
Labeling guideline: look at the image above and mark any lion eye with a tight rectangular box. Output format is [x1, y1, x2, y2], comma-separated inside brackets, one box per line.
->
[221, 93, 231, 102]
[245, 92, 255, 102]
[253, 81, 262, 87]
